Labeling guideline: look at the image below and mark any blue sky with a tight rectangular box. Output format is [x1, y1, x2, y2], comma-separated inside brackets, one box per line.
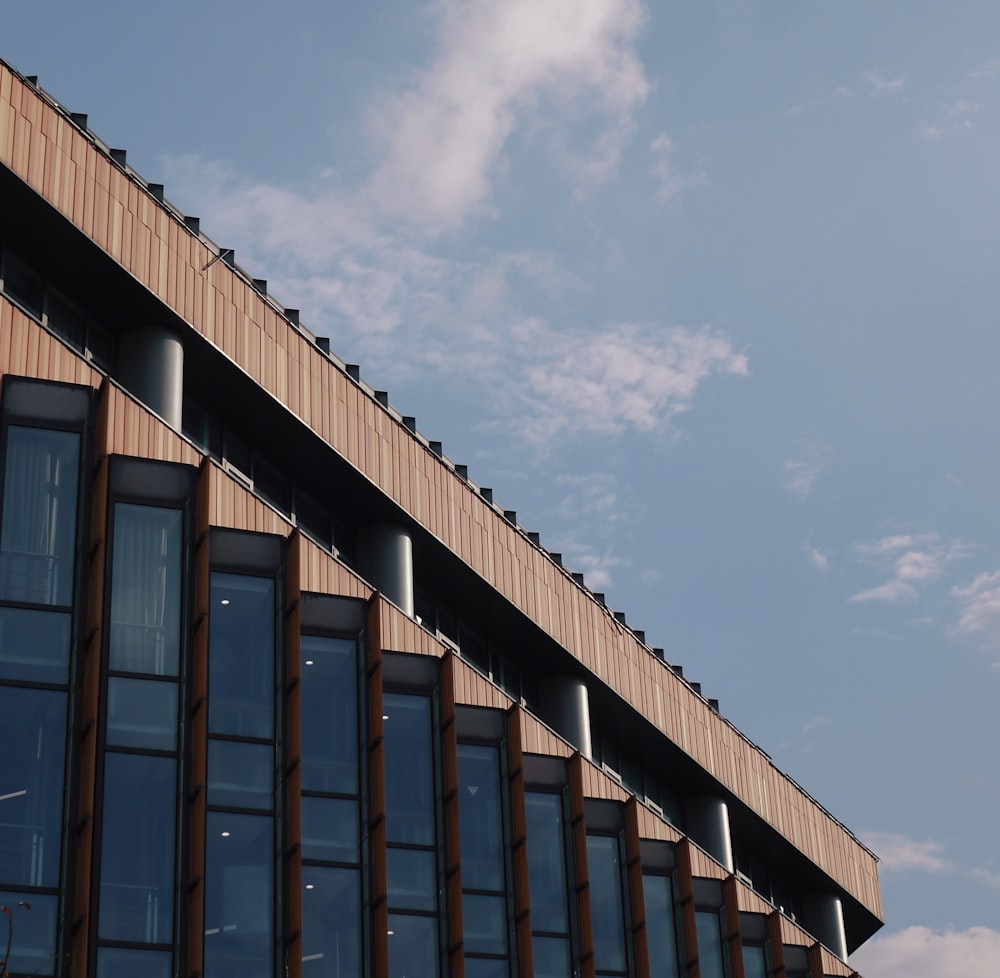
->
[6, 2, 1000, 972]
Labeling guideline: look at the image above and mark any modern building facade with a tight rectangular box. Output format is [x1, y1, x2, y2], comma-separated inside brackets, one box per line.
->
[0, 57, 881, 978]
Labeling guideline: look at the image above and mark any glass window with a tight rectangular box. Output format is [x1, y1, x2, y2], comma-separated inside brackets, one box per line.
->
[387, 848, 438, 912]
[301, 866, 361, 978]
[587, 835, 627, 974]
[0, 687, 66, 888]
[463, 893, 508, 955]
[45, 290, 86, 350]
[532, 935, 572, 978]
[300, 796, 360, 863]
[97, 947, 173, 978]
[98, 753, 176, 943]
[204, 813, 273, 978]
[388, 913, 439, 978]
[695, 911, 726, 978]
[0, 891, 57, 976]
[383, 693, 435, 846]
[0, 426, 80, 606]
[109, 504, 183, 676]
[106, 677, 177, 751]
[0, 606, 70, 683]
[465, 958, 509, 978]
[300, 636, 358, 794]
[742, 945, 767, 978]
[209, 574, 274, 739]
[2, 251, 43, 318]
[208, 740, 274, 810]
[457, 744, 504, 891]
[525, 793, 569, 934]
[642, 874, 680, 978]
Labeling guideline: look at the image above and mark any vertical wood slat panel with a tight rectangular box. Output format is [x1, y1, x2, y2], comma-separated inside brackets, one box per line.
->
[723, 876, 745, 978]
[284, 532, 304, 978]
[366, 596, 389, 978]
[187, 459, 213, 978]
[440, 655, 465, 978]
[568, 755, 595, 978]
[676, 840, 701, 978]
[624, 799, 650, 978]
[766, 912, 786, 978]
[506, 706, 534, 978]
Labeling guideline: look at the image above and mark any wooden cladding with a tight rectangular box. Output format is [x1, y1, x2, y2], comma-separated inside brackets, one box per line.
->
[440, 657, 465, 978]
[0, 61, 879, 917]
[506, 707, 535, 978]
[0, 299, 102, 387]
[366, 596, 389, 978]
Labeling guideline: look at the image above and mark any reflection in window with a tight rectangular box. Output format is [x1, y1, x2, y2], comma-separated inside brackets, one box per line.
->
[695, 911, 726, 978]
[97, 946, 173, 978]
[300, 636, 358, 794]
[99, 753, 176, 943]
[301, 866, 361, 977]
[742, 944, 767, 978]
[641, 874, 681, 978]
[0, 606, 70, 685]
[106, 676, 177, 750]
[0, 426, 80, 606]
[109, 504, 182, 675]
[0, 891, 57, 976]
[525, 792, 572, 978]
[388, 913, 439, 978]
[587, 835, 628, 974]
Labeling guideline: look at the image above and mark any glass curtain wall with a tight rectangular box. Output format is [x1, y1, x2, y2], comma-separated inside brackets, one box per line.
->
[95, 504, 183, 978]
[299, 634, 362, 978]
[587, 835, 629, 976]
[382, 692, 441, 978]
[203, 573, 277, 978]
[0, 424, 80, 976]
[640, 874, 681, 978]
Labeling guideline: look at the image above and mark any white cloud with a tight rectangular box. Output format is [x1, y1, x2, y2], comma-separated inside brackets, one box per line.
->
[953, 571, 1000, 644]
[782, 442, 831, 501]
[801, 714, 831, 734]
[851, 926, 1000, 978]
[805, 544, 829, 572]
[850, 533, 970, 604]
[917, 99, 985, 141]
[969, 56, 1000, 80]
[367, 0, 650, 231]
[649, 134, 704, 205]
[861, 831, 951, 873]
[864, 69, 907, 98]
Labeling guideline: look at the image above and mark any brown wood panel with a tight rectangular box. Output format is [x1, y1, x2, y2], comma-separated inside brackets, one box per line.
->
[625, 800, 651, 978]
[766, 912, 787, 978]
[723, 876, 745, 978]
[440, 655, 465, 978]
[366, 596, 389, 978]
[568, 755, 596, 978]
[506, 707, 534, 978]
[284, 532, 304, 978]
[676, 840, 701, 978]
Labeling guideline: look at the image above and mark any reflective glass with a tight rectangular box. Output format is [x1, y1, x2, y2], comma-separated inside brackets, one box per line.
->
[208, 740, 273, 810]
[301, 866, 361, 978]
[301, 796, 359, 863]
[695, 911, 725, 978]
[387, 847, 437, 911]
[462, 893, 508, 955]
[106, 677, 177, 750]
[465, 957, 509, 978]
[383, 693, 435, 846]
[457, 744, 504, 891]
[0, 426, 80, 606]
[109, 504, 182, 675]
[532, 935, 572, 978]
[204, 812, 273, 978]
[742, 945, 767, 978]
[99, 753, 176, 942]
[587, 835, 627, 973]
[97, 947, 172, 978]
[0, 606, 70, 683]
[300, 636, 358, 794]
[0, 891, 57, 976]
[525, 793, 569, 933]
[209, 574, 274, 738]
[0, 686, 66, 887]
[641, 874, 680, 978]
[388, 912, 439, 978]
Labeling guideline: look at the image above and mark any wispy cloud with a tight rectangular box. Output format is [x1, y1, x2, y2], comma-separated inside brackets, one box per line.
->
[804, 543, 830, 572]
[864, 69, 907, 98]
[969, 56, 1000, 80]
[917, 99, 986, 140]
[781, 441, 831, 501]
[851, 926, 1000, 978]
[849, 533, 970, 603]
[952, 571, 1000, 645]
[862, 831, 951, 873]
[649, 134, 705, 205]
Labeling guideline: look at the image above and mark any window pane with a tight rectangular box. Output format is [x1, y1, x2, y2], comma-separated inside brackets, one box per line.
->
[695, 911, 726, 978]
[465, 958, 509, 978]
[99, 753, 176, 942]
[106, 677, 177, 750]
[300, 636, 358, 794]
[532, 935, 572, 978]
[97, 947, 172, 978]
[0, 426, 80, 606]
[0, 891, 57, 976]
[0, 686, 66, 887]
[109, 504, 182, 675]
[587, 835, 627, 973]
[208, 740, 273, 810]
[388, 913, 439, 978]
[204, 813, 273, 978]
[463, 893, 508, 955]
[525, 793, 569, 934]
[642, 875, 680, 978]
[209, 574, 274, 738]
[383, 693, 435, 846]
[387, 847, 437, 911]
[301, 866, 361, 978]
[0, 606, 70, 683]
[46, 290, 86, 351]
[457, 744, 504, 892]
[301, 796, 359, 863]
[742, 945, 767, 978]
[2, 251, 43, 317]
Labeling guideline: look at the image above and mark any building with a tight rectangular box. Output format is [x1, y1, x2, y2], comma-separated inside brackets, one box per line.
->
[0, 57, 881, 978]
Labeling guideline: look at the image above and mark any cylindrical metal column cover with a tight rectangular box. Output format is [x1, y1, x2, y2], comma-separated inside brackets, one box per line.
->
[116, 325, 184, 429]
[686, 795, 734, 872]
[541, 675, 593, 759]
[356, 524, 414, 617]
[804, 892, 848, 961]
